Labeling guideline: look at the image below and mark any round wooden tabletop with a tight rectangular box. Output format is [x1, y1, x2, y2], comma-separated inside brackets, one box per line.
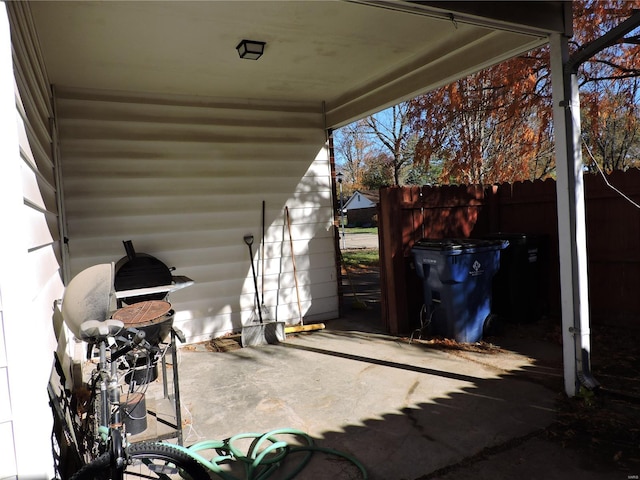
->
[111, 300, 172, 326]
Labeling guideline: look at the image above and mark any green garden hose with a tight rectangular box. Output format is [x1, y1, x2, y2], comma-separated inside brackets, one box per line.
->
[166, 428, 367, 480]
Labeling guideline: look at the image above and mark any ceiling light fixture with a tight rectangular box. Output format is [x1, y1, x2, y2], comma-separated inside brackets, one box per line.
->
[236, 39, 266, 60]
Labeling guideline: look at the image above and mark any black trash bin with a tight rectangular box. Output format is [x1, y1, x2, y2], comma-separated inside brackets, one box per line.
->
[483, 233, 548, 323]
[411, 238, 508, 343]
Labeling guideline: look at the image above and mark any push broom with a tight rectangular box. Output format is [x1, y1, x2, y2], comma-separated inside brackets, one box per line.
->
[241, 233, 285, 347]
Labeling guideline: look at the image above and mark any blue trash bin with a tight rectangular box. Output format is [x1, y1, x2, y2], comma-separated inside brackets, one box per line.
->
[411, 238, 507, 343]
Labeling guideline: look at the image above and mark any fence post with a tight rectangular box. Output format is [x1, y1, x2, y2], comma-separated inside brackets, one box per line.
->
[378, 187, 408, 334]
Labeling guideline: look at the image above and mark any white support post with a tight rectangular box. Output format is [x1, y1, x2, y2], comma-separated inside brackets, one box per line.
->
[549, 33, 597, 397]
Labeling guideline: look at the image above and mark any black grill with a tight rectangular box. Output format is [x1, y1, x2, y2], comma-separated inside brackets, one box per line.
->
[114, 240, 174, 305]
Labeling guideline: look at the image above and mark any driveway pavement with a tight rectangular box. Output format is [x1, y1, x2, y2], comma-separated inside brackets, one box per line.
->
[340, 231, 379, 250]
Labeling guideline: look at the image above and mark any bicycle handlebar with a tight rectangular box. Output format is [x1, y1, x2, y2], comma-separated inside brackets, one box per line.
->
[80, 319, 151, 362]
[111, 329, 147, 361]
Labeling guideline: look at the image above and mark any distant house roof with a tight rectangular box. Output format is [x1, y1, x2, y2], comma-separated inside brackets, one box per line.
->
[343, 190, 379, 211]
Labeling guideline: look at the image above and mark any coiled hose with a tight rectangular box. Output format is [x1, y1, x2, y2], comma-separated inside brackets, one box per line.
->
[168, 428, 367, 480]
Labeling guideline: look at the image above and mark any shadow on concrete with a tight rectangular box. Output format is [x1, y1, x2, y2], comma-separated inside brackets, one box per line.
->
[177, 329, 621, 479]
[176, 266, 628, 480]
[275, 326, 617, 479]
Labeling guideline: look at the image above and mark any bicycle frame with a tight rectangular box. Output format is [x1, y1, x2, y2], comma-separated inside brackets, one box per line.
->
[98, 339, 125, 476]
[78, 320, 149, 477]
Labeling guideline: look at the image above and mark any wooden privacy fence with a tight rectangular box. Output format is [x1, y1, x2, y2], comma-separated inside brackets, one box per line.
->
[377, 171, 640, 334]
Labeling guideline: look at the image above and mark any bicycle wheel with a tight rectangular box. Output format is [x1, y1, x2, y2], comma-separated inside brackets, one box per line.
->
[71, 443, 210, 480]
[69, 452, 110, 480]
[124, 442, 210, 480]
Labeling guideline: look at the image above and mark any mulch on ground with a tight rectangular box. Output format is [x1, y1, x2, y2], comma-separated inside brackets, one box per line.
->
[409, 311, 640, 474]
[547, 321, 640, 473]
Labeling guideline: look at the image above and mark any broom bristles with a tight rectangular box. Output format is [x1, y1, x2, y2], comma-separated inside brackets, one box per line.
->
[351, 298, 368, 310]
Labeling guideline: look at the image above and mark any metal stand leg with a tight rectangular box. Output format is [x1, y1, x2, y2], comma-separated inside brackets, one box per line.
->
[161, 351, 169, 399]
[170, 329, 183, 445]
[154, 330, 183, 444]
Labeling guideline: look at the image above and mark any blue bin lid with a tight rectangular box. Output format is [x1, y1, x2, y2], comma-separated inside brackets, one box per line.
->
[412, 237, 508, 253]
[482, 232, 528, 245]
[482, 232, 545, 247]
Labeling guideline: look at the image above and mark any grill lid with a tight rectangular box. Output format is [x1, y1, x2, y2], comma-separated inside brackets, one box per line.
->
[114, 240, 173, 304]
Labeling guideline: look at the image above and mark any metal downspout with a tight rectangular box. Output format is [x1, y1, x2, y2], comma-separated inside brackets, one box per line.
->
[550, 33, 598, 397]
[564, 63, 601, 392]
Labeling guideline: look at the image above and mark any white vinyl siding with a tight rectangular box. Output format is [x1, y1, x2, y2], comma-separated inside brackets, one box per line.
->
[56, 88, 338, 342]
[0, 306, 17, 479]
[2, 2, 63, 477]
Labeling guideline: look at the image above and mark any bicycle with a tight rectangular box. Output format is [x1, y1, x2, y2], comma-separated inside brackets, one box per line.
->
[67, 318, 209, 480]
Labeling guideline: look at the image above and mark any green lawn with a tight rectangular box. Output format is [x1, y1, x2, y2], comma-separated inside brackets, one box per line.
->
[341, 248, 379, 268]
[344, 227, 378, 235]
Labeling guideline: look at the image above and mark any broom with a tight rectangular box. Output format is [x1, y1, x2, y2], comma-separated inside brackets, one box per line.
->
[260, 200, 273, 322]
[285, 206, 303, 325]
[282, 207, 326, 334]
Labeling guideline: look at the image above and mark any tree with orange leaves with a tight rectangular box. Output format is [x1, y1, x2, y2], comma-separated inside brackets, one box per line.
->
[332, 119, 376, 192]
[575, 0, 640, 173]
[410, 49, 554, 185]
[335, 0, 640, 186]
[408, 0, 640, 184]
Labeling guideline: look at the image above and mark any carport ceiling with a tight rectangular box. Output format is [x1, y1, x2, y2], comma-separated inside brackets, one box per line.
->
[28, 1, 569, 127]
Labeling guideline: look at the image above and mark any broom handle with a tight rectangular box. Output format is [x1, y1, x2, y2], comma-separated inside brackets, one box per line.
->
[285, 206, 303, 325]
[262, 200, 265, 303]
[247, 242, 263, 323]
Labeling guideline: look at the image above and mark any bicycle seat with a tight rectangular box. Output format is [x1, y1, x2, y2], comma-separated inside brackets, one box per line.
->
[79, 319, 124, 341]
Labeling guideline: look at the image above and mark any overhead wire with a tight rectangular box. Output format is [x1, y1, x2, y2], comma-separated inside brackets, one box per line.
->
[582, 137, 640, 210]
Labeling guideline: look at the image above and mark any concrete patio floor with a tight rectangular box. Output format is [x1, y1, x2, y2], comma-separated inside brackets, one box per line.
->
[170, 305, 614, 480]
[153, 258, 626, 480]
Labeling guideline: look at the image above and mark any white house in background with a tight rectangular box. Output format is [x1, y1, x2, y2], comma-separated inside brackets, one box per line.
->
[343, 190, 378, 211]
[343, 190, 380, 227]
